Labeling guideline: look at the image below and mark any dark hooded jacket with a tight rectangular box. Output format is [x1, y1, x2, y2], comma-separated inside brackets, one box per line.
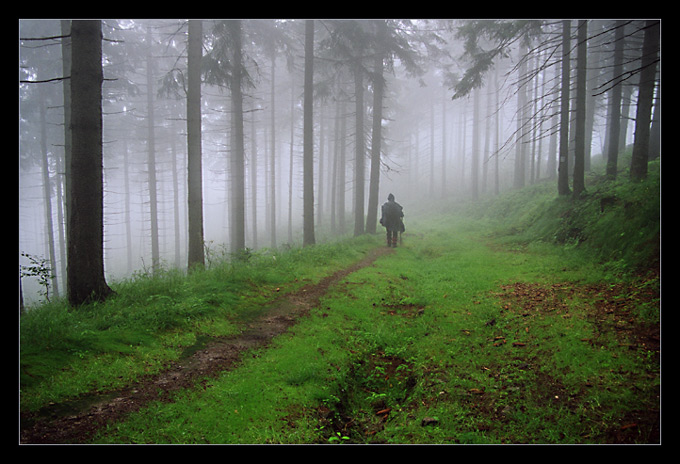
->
[380, 194, 404, 233]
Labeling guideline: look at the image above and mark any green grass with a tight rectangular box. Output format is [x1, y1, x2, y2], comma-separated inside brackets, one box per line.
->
[466, 157, 660, 278]
[90, 207, 658, 443]
[21, 159, 660, 444]
[19, 235, 379, 413]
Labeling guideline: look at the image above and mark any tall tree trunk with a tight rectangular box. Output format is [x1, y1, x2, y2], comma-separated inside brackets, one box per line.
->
[60, 20, 71, 288]
[229, 20, 246, 253]
[630, 20, 660, 181]
[460, 101, 467, 190]
[513, 42, 527, 189]
[471, 86, 480, 199]
[303, 20, 316, 246]
[330, 100, 339, 232]
[170, 133, 181, 268]
[269, 53, 277, 248]
[584, 43, 601, 172]
[572, 20, 588, 198]
[606, 20, 625, 179]
[430, 97, 435, 197]
[557, 20, 572, 196]
[288, 62, 295, 244]
[337, 96, 347, 235]
[482, 86, 491, 193]
[123, 138, 133, 272]
[412, 119, 419, 198]
[649, 89, 660, 160]
[187, 19, 204, 268]
[145, 26, 160, 270]
[318, 105, 325, 227]
[529, 51, 539, 184]
[547, 57, 558, 180]
[441, 87, 447, 198]
[262, 126, 271, 231]
[619, 85, 632, 150]
[250, 105, 258, 249]
[55, 135, 67, 293]
[536, 51, 547, 181]
[366, 20, 386, 234]
[494, 65, 501, 195]
[67, 20, 112, 306]
[353, 58, 365, 237]
[39, 87, 58, 299]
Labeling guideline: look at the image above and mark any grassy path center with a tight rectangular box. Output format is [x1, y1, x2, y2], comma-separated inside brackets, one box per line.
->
[57, 214, 659, 444]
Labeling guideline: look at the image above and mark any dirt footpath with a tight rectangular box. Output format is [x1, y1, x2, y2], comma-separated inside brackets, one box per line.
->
[20, 246, 394, 444]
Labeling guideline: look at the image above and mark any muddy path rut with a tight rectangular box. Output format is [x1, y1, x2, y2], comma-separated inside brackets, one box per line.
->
[20, 246, 394, 444]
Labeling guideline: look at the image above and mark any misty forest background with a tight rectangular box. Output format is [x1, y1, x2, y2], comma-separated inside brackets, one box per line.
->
[18, 19, 660, 308]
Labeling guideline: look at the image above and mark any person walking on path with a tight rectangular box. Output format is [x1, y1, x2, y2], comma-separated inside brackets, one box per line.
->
[380, 193, 405, 247]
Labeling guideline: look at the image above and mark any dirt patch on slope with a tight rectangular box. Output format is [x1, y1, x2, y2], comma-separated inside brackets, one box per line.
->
[20, 246, 394, 444]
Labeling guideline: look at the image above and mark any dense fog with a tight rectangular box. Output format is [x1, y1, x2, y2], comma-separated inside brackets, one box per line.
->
[19, 19, 654, 306]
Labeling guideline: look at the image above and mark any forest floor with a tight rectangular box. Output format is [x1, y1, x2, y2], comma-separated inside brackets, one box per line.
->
[20, 246, 395, 444]
[20, 233, 660, 444]
[20, 167, 661, 445]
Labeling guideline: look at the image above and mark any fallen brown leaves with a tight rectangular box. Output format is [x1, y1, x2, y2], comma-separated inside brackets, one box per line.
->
[496, 282, 574, 316]
[491, 275, 660, 444]
[495, 276, 659, 354]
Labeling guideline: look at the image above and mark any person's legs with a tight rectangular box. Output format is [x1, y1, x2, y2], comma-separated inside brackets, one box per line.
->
[386, 229, 397, 247]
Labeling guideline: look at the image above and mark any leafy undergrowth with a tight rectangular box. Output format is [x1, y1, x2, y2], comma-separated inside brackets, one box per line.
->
[466, 157, 660, 277]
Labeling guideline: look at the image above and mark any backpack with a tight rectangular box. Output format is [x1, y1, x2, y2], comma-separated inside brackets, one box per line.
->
[383, 200, 401, 220]
[381, 201, 404, 232]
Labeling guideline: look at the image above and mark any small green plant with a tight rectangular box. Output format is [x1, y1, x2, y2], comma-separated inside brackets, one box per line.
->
[20, 252, 54, 303]
[328, 431, 350, 443]
[231, 247, 255, 263]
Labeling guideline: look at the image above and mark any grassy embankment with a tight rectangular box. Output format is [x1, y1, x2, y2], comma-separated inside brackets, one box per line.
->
[20, 157, 660, 444]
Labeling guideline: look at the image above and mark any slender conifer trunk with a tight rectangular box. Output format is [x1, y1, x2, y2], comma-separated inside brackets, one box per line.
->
[303, 20, 316, 246]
